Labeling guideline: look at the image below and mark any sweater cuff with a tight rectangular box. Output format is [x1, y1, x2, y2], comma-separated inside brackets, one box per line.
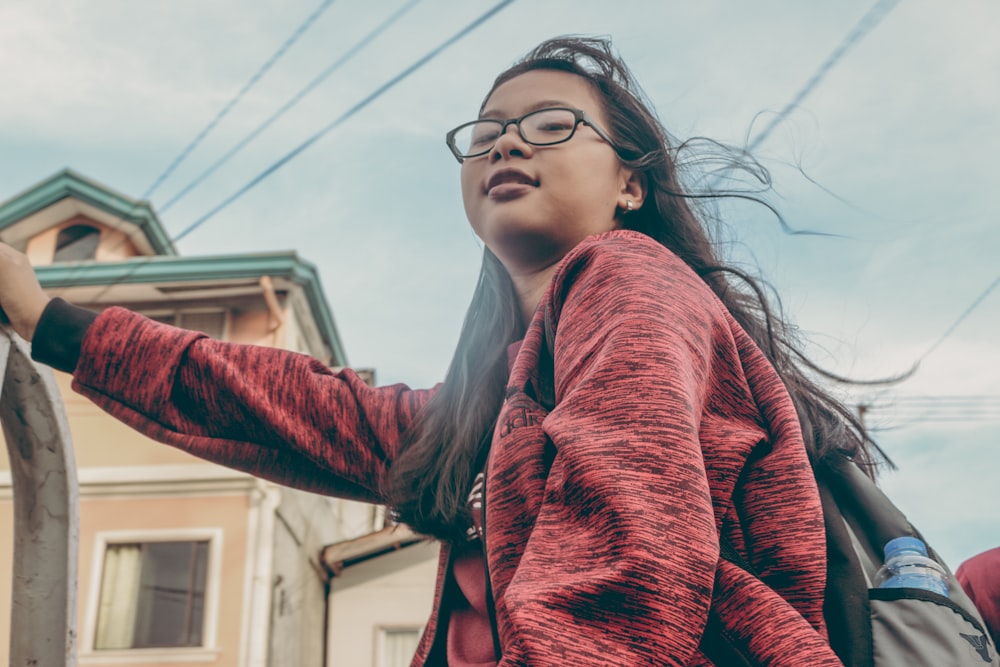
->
[31, 297, 98, 373]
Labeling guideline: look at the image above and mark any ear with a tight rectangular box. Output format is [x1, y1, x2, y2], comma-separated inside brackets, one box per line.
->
[616, 168, 646, 214]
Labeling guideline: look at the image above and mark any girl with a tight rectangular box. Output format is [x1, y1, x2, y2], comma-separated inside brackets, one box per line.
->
[0, 37, 866, 665]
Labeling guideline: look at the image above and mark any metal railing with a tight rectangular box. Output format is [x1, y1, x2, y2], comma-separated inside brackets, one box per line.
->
[1, 325, 78, 666]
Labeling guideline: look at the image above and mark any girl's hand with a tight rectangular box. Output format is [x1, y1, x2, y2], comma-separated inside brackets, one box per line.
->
[0, 243, 51, 341]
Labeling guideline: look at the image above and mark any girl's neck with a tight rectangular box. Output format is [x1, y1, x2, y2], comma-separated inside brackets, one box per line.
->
[510, 263, 560, 325]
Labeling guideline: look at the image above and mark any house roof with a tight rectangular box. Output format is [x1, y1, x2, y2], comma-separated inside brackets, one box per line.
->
[0, 169, 176, 256]
[321, 525, 423, 577]
[1, 170, 347, 365]
[35, 252, 347, 365]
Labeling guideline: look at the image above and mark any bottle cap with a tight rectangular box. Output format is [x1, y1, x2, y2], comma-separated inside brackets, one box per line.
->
[884, 536, 928, 558]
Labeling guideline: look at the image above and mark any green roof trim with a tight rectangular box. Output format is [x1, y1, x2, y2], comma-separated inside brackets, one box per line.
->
[0, 169, 176, 256]
[36, 252, 346, 365]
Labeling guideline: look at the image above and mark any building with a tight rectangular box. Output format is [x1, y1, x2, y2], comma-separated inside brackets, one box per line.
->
[0, 170, 437, 667]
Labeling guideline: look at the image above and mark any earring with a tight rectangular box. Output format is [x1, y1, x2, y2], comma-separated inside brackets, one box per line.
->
[626, 200, 634, 212]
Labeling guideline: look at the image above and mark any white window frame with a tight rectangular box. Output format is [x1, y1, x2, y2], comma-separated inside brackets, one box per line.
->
[374, 625, 424, 667]
[80, 528, 224, 664]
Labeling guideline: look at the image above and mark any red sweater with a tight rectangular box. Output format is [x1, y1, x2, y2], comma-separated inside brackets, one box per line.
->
[62, 230, 840, 665]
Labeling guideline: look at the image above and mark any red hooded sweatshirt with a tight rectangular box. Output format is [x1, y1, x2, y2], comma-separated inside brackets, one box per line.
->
[47, 230, 841, 665]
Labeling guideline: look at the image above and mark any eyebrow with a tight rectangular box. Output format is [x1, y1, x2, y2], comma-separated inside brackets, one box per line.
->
[479, 99, 574, 120]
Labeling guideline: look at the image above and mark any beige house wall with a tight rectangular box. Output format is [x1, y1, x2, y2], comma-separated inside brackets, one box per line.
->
[229, 308, 282, 347]
[23, 224, 59, 264]
[24, 216, 141, 266]
[93, 225, 141, 263]
[326, 542, 439, 667]
[76, 494, 250, 667]
[0, 497, 13, 664]
[0, 490, 253, 667]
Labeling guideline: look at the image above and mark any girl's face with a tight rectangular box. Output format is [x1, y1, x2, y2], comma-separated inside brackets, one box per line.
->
[460, 69, 641, 275]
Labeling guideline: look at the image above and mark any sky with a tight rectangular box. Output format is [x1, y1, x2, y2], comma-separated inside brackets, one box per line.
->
[1, 0, 997, 568]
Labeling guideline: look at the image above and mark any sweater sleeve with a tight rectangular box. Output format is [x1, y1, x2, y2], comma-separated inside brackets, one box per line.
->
[498, 232, 723, 665]
[67, 306, 433, 502]
[30, 297, 98, 373]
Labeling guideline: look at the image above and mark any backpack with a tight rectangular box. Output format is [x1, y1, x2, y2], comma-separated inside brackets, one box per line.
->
[698, 454, 999, 666]
[782, 456, 992, 665]
[539, 312, 999, 666]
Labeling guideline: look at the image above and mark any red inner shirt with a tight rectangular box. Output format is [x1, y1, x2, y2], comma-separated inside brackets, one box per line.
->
[447, 541, 497, 666]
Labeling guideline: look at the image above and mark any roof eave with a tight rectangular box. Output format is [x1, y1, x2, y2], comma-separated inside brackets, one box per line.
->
[36, 252, 347, 365]
[0, 169, 177, 256]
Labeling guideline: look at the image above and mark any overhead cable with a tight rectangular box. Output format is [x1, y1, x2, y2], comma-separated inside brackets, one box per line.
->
[53, 0, 337, 302]
[747, 0, 900, 152]
[143, 0, 337, 201]
[77, 0, 516, 307]
[159, 0, 422, 214]
[705, 0, 900, 235]
[912, 274, 1000, 368]
[173, 0, 518, 242]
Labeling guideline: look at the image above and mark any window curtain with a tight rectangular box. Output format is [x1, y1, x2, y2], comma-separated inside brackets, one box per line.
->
[381, 628, 421, 667]
[94, 544, 143, 649]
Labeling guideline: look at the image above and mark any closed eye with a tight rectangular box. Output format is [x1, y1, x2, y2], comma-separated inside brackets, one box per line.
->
[471, 125, 501, 146]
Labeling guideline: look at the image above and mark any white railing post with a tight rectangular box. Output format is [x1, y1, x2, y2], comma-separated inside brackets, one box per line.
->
[1, 326, 79, 667]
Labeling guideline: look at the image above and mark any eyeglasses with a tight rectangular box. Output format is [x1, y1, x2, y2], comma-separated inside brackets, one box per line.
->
[445, 107, 617, 162]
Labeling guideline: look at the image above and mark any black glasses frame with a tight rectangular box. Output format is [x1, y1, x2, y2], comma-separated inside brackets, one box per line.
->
[445, 107, 617, 163]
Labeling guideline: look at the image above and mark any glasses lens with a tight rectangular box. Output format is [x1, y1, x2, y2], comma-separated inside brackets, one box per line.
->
[452, 120, 503, 157]
[521, 109, 577, 145]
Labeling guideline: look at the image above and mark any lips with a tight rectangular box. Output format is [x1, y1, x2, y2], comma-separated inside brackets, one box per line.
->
[485, 168, 538, 195]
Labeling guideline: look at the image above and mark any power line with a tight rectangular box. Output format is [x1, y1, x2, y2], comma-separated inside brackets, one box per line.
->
[747, 0, 900, 152]
[753, 1, 994, 396]
[858, 394, 1000, 430]
[887, 395, 1000, 405]
[912, 274, 1000, 369]
[860, 395, 1000, 408]
[704, 0, 900, 236]
[53, 0, 337, 302]
[159, 0, 422, 214]
[69, 1, 408, 305]
[142, 0, 337, 202]
[76, 0, 515, 306]
[870, 412, 1000, 428]
[173, 0, 518, 243]
[853, 274, 997, 402]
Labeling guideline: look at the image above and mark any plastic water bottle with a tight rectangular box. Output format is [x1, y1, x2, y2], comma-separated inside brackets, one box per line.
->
[874, 536, 950, 597]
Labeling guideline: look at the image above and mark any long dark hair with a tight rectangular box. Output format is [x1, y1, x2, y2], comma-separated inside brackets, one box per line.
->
[384, 36, 882, 543]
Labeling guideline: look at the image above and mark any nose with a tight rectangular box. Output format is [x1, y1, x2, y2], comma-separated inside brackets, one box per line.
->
[490, 122, 532, 161]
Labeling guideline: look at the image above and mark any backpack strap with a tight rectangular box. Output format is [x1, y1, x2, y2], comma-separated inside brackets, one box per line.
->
[815, 460, 875, 666]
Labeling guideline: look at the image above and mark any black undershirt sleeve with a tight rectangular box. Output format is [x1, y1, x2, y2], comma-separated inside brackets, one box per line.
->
[30, 297, 98, 374]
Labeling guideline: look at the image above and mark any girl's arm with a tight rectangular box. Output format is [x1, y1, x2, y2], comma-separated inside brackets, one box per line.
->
[38, 299, 433, 502]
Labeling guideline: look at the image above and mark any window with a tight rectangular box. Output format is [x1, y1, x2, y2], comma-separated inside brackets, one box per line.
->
[377, 627, 422, 667]
[94, 541, 209, 650]
[147, 309, 227, 338]
[53, 224, 100, 261]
